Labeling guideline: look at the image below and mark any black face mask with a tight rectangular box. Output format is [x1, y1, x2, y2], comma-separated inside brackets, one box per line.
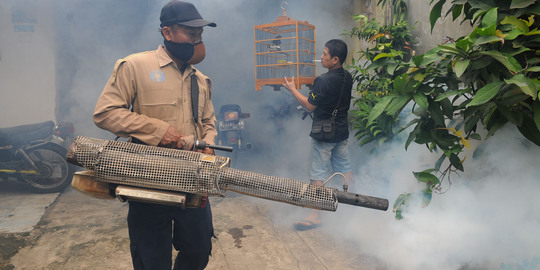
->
[164, 40, 206, 65]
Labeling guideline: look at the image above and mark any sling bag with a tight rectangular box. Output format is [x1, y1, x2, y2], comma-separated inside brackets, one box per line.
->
[310, 73, 346, 141]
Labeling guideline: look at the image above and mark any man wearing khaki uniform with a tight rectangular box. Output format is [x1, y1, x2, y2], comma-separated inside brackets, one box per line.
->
[93, 1, 217, 269]
[94, 47, 217, 147]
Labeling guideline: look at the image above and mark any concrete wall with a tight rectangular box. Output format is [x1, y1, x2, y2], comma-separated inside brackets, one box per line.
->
[0, 0, 56, 127]
[347, 0, 473, 58]
[406, 0, 473, 54]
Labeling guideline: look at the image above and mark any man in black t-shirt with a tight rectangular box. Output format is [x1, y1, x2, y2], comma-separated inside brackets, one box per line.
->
[283, 39, 354, 231]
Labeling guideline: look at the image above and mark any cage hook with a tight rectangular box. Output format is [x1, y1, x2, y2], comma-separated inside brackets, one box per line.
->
[281, 1, 288, 16]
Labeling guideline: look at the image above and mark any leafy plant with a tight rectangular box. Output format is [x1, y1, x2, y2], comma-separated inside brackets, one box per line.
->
[361, 0, 540, 219]
[345, 11, 415, 146]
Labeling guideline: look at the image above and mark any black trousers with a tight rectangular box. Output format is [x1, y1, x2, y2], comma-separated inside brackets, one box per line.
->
[127, 200, 213, 270]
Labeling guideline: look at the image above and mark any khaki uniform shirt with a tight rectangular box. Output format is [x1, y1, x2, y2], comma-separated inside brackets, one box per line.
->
[94, 45, 217, 146]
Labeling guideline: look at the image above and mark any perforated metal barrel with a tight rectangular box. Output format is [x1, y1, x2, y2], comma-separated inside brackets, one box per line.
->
[69, 136, 229, 196]
[69, 136, 338, 210]
[220, 168, 337, 211]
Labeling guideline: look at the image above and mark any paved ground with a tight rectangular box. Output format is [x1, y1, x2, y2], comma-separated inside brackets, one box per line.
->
[0, 181, 385, 270]
[0, 184, 58, 234]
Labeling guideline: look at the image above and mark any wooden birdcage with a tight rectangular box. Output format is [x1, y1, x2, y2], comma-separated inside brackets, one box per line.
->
[254, 6, 316, 91]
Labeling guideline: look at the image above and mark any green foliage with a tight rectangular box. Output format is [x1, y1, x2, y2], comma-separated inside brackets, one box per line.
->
[364, 0, 540, 219]
[344, 9, 415, 146]
[348, 0, 540, 219]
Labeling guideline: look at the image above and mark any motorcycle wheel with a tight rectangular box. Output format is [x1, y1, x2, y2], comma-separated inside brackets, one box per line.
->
[20, 144, 74, 193]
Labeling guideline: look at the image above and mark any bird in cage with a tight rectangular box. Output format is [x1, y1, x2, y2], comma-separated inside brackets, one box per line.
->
[268, 35, 282, 52]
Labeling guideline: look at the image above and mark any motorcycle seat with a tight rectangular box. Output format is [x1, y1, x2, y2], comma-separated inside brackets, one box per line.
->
[219, 104, 242, 115]
[0, 121, 55, 146]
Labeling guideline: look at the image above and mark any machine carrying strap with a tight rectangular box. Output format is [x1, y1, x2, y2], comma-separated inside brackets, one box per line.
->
[191, 74, 199, 125]
[332, 72, 347, 117]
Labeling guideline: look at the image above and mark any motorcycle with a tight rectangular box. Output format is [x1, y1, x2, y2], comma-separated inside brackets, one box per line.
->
[217, 104, 252, 151]
[0, 121, 75, 193]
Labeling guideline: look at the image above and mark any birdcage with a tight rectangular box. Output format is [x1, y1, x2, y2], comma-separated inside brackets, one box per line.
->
[254, 6, 316, 91]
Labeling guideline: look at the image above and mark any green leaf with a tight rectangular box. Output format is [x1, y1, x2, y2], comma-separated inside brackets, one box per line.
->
[467, 81, 504, 107]
[387, 63, 398, 75]
[429, 102, 445, 126]
[529, 3, 540, 15]
[413, 55, 424, 67]
[430, 0, 445, 33]
[480, 8, 498, 36]
[501, 88, 529, 106]
[367, 96, 394, 125]
[422, 188, 433, 207]
[431, 129, 455, 149]
[373, 53, 392, 61]
[468, 0, 497, 10]
[405, 128, 417, 150]
[451, 4, 463, 20]
[472, 36, 502, 46]
[469, 133, 482, 140]
[510, 0, 536, 9]
[534, 102, 540, 132]
[413, 171, 440, 185]
[524, 29, 540, 36]
[393, 193, 410, 220]
[413, 92, 429, 110]
[505, 74, 538, 99]
[438, 44, 465, 56]
[393, 74, 407, 93]
[504, 29, 524, 40]
[454, 59, 471, 78]
[468, 56, 493, 70]
[455, 38, 472, 51]
[472, 10, 488, 26]
[482, 103, 498, 128]
[486, 115, 508, 138]
[525, 66, 540, 72]
[435, 89, 467, 101]
[387, 95, 412, 116]
[500, 15, 529, 33]
[400, 118, 420, 132]
[392, 193, 411, 210]
[465, 114, 481, 133]
[413, 72, 428, 82]
[424, 48, 445, 64]
[509, 46, 531, 57]
[517, 115, 540, 146]
[449, 153, 464, 171]
[497, 103, 523, 125]
[440, 98, 454, 119]
[478, 51, 522, 73]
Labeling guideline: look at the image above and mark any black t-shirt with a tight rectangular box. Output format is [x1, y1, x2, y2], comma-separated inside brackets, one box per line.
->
[307, 67, 353, 142]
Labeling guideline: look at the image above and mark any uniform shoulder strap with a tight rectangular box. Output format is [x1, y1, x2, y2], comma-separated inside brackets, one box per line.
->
[191, 74, 199, 124]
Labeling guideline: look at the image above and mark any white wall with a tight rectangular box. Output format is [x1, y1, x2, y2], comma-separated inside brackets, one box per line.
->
[406, 0, 473, 54]
[0, 0, 56, 127]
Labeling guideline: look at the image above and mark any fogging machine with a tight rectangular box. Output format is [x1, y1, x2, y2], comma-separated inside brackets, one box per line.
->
[67, 136, 388, 211]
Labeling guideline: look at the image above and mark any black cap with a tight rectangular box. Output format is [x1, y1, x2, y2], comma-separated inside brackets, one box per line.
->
[160, 0, 216, 28]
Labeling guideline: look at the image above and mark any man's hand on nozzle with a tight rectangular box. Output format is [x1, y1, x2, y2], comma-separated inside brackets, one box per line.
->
[200, 147, 215, 155]
[159, 126, 184, 149]
[179, 135, 195, 150]
[158, 126, 213, 154]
